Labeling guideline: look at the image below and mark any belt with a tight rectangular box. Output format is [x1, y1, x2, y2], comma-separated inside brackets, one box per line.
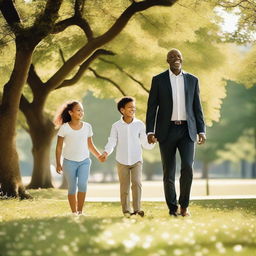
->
[171, 120, 187, 125]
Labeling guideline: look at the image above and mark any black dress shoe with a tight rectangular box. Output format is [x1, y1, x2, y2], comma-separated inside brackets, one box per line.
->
[132, 210, 145, 217]
[169, 211, 178, 217]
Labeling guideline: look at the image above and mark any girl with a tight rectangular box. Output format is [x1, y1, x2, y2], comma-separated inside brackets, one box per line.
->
[55, 101, 101, 215]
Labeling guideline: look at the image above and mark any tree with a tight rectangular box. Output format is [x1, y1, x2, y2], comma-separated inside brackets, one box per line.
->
[0, 0, 63, 198]
[0, 0, 178, 198]
[196, 81, 256, 188]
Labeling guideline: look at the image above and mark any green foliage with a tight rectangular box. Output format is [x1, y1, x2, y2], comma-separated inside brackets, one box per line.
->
[0, 190, 256, 256]
[236, 45, 256, 88]
[197, 81, 256, 163]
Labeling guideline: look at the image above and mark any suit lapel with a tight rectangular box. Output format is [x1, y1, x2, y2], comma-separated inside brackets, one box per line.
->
[163, 70, 172, 97]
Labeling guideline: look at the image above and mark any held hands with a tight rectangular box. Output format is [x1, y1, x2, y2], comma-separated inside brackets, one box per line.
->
[197, 133, 206, 145]
[56, 164, 63, 174]
[98, 152, 108, 162]
[147, 134, 158, 144]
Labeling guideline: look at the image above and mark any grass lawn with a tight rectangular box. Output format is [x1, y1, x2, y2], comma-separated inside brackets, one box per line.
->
[0, 189, 255, 256]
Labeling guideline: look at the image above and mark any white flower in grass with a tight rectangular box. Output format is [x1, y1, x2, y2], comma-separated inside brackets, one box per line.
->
[173, 249, 183, 255]
[62, 245, 69, 252]
[107, 239, 116, 245]
[233, 244, 243, 252]
[103, 231, 112, 238]
[38, 235, 46, 241]
[161, 232, 170, 239]
[130, 233, 140, 242]
[35, 250, 42, 255]
[194, 252, 203, 256]
[123, 239, 136, 249]
[173, 234, 181, 240]
[21, 250, 32, 256]
[210, 235, 216, 242]
[202, 248, 209, 254]
[215, 242, 226, 254]
[0, 231, 6, 236]
[158, 249, 167, 255]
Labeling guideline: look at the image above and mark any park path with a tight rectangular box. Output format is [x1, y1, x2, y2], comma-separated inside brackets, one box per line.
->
[22, 177, 256, 201]
[74, 179, 256, 201]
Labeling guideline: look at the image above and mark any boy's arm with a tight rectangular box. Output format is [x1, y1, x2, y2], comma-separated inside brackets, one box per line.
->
[104, 124, 118, 156]
[140, 123, 155, 150]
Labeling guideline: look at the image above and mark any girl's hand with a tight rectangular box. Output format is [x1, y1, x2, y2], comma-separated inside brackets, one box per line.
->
[99, 152, 108, 162]
[56, 164, 63, 174]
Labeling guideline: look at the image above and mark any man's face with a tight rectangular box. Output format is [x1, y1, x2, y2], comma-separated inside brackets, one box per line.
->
[167, 49, 183, 71]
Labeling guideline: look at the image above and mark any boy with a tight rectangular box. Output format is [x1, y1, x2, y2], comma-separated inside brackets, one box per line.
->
[100, 97, 155, 217]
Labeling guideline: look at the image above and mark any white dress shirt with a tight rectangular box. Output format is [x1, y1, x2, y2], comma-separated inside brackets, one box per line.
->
[169, 69, 187, 121]
[104, 117, 154, 165]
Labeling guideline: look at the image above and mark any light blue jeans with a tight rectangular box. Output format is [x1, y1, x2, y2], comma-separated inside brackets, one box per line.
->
[63, 158, 91, 195]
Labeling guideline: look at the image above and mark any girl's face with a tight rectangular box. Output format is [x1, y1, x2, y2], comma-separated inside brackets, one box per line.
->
[121, 101, 136, 118]
[69, 103, 84, 120]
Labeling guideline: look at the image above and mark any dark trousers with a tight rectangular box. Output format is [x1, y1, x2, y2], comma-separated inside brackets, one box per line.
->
[159, 123, 195, 212]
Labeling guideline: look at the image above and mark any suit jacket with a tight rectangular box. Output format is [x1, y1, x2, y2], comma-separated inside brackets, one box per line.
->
[146, 70, 205, 143]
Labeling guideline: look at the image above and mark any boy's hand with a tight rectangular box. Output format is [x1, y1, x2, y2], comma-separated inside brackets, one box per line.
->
[148, 134, 157, 144]
[99, 152, 108, 162]
[56, 164, 63, 174]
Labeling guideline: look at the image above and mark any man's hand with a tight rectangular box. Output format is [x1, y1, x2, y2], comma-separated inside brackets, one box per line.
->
[99, 152, 108, 162]
[148, 134, 157, 144]
[197, 133, 206, 145]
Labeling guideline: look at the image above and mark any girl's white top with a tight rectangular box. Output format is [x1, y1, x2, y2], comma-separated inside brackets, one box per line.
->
[57, 122, 93, 161]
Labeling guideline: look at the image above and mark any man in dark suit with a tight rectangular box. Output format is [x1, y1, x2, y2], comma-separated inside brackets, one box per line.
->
[146, 48, 206, 217]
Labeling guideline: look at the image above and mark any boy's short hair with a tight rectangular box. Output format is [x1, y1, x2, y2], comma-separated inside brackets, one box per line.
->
[117, 96, 135, 114]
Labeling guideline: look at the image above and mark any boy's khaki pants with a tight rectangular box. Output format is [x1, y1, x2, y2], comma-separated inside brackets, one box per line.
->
[116, 161, 142, 213]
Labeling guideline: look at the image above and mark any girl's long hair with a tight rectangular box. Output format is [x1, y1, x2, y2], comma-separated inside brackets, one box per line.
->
[54, 101, 80, 128]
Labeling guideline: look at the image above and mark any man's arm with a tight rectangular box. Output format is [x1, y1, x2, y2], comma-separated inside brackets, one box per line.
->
[193, 78, 206, 144]
[146, 76, 159, 143]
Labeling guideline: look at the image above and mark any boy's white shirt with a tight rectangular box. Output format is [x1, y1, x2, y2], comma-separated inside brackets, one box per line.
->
[104, 117, 155, 165]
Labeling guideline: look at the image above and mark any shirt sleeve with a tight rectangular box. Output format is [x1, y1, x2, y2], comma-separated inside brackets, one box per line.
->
[87, 123, 93, 137]
[57, 124, 66, 137]
[104, 124, 117, 155]
[139, 122, 155, 150]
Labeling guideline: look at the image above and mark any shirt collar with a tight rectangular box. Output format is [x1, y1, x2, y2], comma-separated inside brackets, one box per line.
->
[169, 69, 184, 77]
[120, 116, 137, 124]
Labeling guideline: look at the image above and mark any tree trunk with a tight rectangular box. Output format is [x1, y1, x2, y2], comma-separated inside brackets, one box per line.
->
[241, 159, 247, 178]
[252, 162, 256, 178]
[26, 115, 56, 189]
[202, 162, 210, 196]
[0, 49, 33, 198]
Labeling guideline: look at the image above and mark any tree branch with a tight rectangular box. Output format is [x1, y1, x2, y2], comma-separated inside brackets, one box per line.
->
[0, 0, 21, 30]
[89, 67, 126, 96]
[32, 0, 63, 40]
[99, 58, 149, 93]
[44, 0, 177, 92]
[27, 64, 44, 96]
[94, 0, 177, 45]
[59, 47, 66, 64]
[56, 49, 115, 89]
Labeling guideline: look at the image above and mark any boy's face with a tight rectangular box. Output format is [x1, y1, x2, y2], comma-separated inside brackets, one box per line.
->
[121, 101, 136, 118]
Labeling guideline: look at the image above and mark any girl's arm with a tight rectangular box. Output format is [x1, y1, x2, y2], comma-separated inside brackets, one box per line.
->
[88, 137, 101, 159]
[56, 136, 64, 174]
